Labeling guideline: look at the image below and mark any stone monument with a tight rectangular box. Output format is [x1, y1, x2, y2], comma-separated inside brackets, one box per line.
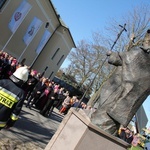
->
[91, 29, 150, 135]
[44, 29, 150, 150]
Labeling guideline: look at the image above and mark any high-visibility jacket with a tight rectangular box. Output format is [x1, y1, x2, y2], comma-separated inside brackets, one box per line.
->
[0, 78, 25, 129]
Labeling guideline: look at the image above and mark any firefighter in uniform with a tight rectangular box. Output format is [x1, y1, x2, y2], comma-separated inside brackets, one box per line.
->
[0, 66, 29, 130]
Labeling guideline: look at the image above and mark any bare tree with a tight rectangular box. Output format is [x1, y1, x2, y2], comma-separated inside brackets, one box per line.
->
[55, 68, 64, 78]
[67, 34, 112, 94]
[104, 3, 150, 52]
[89, 3, 150, 105]
[58, 3, 150, 102]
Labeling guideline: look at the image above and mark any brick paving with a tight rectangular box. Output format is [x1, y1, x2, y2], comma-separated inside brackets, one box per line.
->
[0, 103, 63, 149]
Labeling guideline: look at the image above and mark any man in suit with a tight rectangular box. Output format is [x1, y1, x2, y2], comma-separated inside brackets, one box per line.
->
[26, 77, 47, 109]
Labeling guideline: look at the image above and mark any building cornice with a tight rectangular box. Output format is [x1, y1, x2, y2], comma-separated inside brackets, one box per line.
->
[49, 0, 76, 48]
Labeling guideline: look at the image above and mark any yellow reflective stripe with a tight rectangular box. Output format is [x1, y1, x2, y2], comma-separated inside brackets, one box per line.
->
[0, 121, 6, 127]
[10, 114, 18, 121]
[0, 86, 20, 101]
[0, 88, 19, 108]
[0, 93, 15, 108]
[0, 90, 18, 103]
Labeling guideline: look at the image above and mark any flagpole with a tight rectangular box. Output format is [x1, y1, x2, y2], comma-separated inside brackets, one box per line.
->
[2, 32, 15, 51]
[18, 28, 42, 62]
[30, 29, 51, 68]
[18, 20, 43, 62]
[30, 54, 38, 68]
[2, 0, 32, 52]
[18, 46, 28, 62]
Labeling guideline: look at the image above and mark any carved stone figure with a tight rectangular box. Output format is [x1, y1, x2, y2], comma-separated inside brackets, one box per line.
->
[91, 29, 150, 135]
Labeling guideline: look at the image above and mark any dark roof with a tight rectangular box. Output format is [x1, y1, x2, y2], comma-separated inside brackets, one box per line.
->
[49, 0, 76, 48]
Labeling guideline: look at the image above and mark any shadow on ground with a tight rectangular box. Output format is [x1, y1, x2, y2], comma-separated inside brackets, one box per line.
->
[0, 107, 64, 149]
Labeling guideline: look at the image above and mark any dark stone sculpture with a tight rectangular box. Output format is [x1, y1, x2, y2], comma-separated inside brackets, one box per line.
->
[91, 29, 150, 135]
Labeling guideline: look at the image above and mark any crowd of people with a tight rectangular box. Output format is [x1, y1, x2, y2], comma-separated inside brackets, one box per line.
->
[0, 50, 94, 118]
[1, 51, 150, 150]
[118, 126, 150, 149]
[118, 126, 134, 144]
[3, 51, 148, 143]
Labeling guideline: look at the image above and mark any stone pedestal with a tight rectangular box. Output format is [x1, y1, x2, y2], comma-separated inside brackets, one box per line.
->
[45, 108, 130, 150]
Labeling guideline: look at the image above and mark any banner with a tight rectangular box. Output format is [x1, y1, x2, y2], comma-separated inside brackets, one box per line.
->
[8, 0, 32, 33]
[36, 30, 51, 54]
[23, 17, 43, 46]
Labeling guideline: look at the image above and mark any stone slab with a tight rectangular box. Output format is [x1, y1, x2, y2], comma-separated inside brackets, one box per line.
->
[45, 108, 130, 150]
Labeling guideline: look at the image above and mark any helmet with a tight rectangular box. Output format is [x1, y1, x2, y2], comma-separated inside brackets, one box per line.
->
[13, 66, 29, 82]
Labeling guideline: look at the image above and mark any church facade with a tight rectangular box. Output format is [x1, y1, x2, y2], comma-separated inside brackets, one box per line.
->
[0, 0, 76, 79]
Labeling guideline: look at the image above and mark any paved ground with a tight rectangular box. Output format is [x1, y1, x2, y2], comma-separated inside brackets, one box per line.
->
[0, 103, 64, 149]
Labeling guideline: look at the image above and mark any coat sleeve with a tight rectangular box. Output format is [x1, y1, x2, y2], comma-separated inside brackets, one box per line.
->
[6, 91, 25, 127]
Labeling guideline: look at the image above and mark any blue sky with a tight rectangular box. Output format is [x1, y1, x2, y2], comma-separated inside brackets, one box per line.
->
[51, 0, 150, 127]
[52, 0, 149, 44]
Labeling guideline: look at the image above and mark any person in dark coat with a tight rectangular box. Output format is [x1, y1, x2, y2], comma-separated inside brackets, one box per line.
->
[26, 77, 47, 109]
[35, 81, 53, 110]
[23, 69, 38, 99]
[55, 87, 66, 110]
[40, 88, 59, 117]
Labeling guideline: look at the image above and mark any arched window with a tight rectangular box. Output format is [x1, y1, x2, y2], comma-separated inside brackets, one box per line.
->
[0, 0, 7, 10]
[57, 55, 64, 66]
[49, 71, 54, 79]
[51, 48, 60, 60]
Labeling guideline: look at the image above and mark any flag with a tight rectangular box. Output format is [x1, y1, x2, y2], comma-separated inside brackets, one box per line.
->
[36, 30, 51, 54]
[8, 0, 32, 33]
[23, 17, 43, 46]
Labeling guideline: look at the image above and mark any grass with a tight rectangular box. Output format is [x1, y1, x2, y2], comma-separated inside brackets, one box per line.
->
[127, 145, 143, 150]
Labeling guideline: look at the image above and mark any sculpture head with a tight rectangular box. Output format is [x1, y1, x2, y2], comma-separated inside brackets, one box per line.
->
[141, 29, 150, 53]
